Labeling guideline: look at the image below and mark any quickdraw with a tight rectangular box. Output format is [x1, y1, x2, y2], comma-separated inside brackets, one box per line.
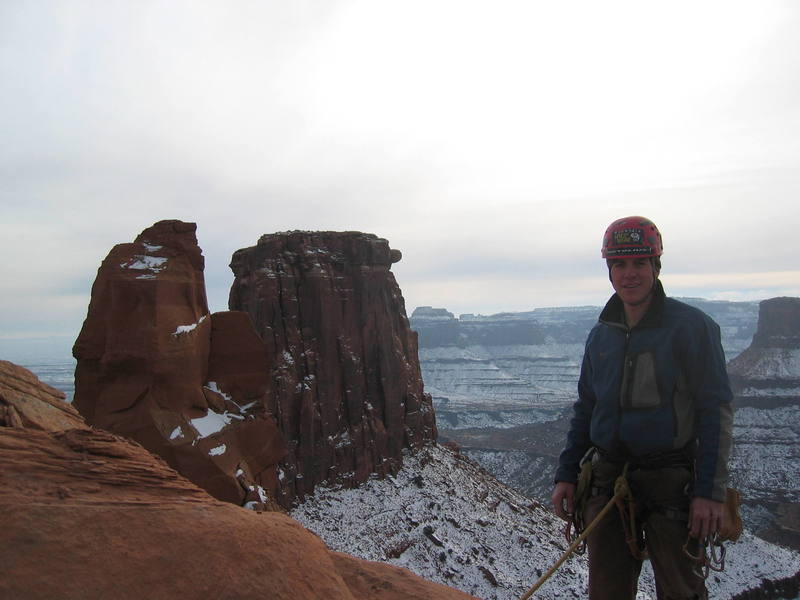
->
[563, 518, 587, 555]
[683, 533, 727, 579]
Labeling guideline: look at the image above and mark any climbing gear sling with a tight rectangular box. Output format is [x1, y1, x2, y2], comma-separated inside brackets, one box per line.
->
[524, 465, 741, 598]
[682, 487, 742, 579]
[519, 464, 633, 600]
[563, 451, 594, 554]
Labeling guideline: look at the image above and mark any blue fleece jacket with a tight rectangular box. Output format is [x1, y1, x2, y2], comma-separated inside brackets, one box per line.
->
[554, 280, 733, 501]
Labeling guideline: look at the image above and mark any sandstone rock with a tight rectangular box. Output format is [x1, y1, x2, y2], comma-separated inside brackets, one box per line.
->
[0, 408, 475, 599]
[229, 231, 436, 503]
[72, 220, 286, 508]
[73, 219, 210, 425]
[726, 297, 800, 550]
[748, 297, 800, 350]
[330, 552, 475, 599]
[72, 223, 436, 509]
[208, 311, 273, 411]
[728, 297, 800, 391]
[0, 360, 85, 431]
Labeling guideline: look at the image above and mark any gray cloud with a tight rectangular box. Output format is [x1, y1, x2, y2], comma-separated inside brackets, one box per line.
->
[2, 1, 800, 341]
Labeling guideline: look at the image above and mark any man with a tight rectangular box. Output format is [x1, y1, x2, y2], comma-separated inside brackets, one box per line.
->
[551, 216, 733, 600]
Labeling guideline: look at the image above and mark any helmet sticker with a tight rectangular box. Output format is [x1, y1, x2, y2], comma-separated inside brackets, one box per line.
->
[612, 228, 644, 246]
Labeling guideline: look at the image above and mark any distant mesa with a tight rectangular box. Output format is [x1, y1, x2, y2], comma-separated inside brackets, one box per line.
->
[411, 301, 759, 356]
[728, 296, 800, 403]
[71, 221, 436, 508]
[747, 296, 800, 350]
[411, 307, 456, 321]
[410, 305, 600, 349]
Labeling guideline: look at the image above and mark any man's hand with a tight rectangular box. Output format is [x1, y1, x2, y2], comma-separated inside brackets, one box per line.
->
[689, 496, 726, 540]
[552, 481, 576, 521]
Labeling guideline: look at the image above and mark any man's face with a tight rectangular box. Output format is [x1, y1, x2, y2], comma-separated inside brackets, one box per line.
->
[609, 257, 658, 307]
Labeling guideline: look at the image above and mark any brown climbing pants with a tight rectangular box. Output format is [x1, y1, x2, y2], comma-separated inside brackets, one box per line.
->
[584, 459, 708, 600]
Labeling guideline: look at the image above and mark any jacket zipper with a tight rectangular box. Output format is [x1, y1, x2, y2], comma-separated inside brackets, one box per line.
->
[621, 328, 632, 409]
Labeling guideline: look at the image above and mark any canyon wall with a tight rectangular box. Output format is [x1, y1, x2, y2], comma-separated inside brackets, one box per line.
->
[727, 296, 800, 549]
[729, 296, 800, 401]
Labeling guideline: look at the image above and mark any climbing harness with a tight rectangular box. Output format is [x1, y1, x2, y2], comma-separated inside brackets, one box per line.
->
[612, 464, 648, 561]
[520, 465, 739, 599]
[565, 459, 644, 560]
[519, 464, 633, 600]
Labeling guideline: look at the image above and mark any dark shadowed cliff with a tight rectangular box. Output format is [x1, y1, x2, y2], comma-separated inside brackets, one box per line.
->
[228, 231, 436, 503]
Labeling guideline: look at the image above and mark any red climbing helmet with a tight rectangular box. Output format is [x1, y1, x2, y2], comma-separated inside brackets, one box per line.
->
[601, 216, 663, 259]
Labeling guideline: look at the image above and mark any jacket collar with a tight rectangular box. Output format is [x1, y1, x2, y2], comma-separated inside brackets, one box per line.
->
[599, 279, 666, 329]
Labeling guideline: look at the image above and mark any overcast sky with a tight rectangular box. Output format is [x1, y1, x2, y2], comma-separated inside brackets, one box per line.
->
[2, 1, 799, 346]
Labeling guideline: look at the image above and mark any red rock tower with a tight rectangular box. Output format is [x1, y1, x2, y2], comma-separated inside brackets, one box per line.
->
[73, 220, 286, 507]
[229, 231, 437, 503]
[728, 296, 800, 399]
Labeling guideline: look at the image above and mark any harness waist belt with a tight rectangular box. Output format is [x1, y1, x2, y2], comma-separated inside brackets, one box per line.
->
[596, 446, 693, 470]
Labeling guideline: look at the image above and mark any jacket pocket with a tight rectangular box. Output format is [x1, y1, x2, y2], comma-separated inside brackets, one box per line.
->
[620, 351, 662, 409]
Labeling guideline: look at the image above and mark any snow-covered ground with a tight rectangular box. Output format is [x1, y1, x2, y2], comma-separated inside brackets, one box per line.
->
[291, 443, 800, 600]
[420, 344, 582, 430]
[732, 347, 800, 382]
[731, 405, 800, 503]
